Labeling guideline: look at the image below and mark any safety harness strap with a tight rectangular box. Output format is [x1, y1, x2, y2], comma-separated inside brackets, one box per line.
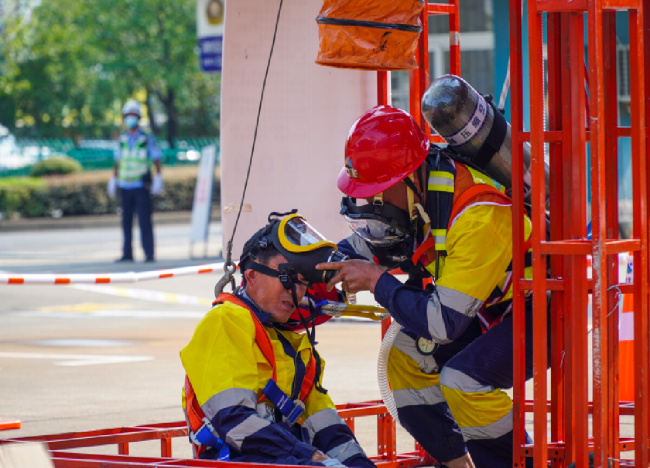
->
[184, 375, 224, 457]
[273, 331, 317, 404]
[412, 184, 513, 266]
[215, 292, 318, 417]
[449, 184, 533, 253]
[262, 379, 306, 425]
[215, 292, 278, 390]
[448, 184, 512, 228]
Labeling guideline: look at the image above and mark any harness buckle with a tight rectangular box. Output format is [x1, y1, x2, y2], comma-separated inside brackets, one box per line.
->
[262, 380, 306, 426]
[285, 399, 306, 426]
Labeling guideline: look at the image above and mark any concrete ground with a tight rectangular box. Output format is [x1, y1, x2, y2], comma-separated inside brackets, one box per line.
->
[0, 217, 637, 463]
[0, 218, 415, 460]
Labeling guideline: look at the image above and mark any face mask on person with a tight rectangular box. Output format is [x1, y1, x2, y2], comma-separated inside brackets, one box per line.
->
[124, 115, 139, 129]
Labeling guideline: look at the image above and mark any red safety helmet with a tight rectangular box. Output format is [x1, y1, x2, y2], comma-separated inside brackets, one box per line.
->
[337, 105, 430, 199]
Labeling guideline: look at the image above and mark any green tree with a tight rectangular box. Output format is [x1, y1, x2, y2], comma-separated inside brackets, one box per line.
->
[0, 0, 220, 143]
[0, 1, 120, 138]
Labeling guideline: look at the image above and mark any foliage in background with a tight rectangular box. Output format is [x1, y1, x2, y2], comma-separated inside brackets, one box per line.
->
[0, 177, 47, 217]
[0, 0, 220, 145]
[0, 169, 220, 218]
[29, 156, 83, 177]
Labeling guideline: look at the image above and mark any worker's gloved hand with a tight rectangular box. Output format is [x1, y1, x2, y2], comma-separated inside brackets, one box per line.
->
[322, 459, 346, 467]
[107, 176, 117, 198]
[151, 174, 163, 195]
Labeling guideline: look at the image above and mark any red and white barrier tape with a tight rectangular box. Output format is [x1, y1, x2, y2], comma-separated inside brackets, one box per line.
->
[1, 254, 629, 285]
[0, 262, 231, 285]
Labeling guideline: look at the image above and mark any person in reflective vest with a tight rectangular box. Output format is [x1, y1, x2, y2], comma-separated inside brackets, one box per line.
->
[180, 214, 375, 467]
[107, 99, 163, 262]
[316, 106, 543, 468]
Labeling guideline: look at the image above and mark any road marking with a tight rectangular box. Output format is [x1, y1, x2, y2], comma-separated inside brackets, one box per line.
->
[69, 284, 213, 306]
[0, 352, 154, 367]
[38, 303, 132, 313]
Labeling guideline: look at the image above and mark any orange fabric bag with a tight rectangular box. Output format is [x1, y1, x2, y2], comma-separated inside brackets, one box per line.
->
[315, 0, 424, 71]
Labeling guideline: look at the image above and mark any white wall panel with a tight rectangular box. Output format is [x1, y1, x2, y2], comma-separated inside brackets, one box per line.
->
[220, 0, 376, 259]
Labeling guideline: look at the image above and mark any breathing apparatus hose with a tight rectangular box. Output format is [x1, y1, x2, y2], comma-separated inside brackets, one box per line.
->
[377, 318, 402, 425]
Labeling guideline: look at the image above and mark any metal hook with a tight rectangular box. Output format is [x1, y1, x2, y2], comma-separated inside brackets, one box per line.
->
[214, 257, 238, 298]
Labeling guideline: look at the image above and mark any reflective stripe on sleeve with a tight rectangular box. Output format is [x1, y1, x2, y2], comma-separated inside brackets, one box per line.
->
[325, 439, 366, 463]
[200, 388, 257, 420]
[302, 408, 342, 444]
[426, 294, 451, 344]
[436, 286, 483, 317]
[225, 414, 272, 450]
[425, 287, 482, 344]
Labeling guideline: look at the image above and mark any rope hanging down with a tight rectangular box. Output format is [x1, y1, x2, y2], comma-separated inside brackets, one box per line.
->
[215, 0, 285, 296]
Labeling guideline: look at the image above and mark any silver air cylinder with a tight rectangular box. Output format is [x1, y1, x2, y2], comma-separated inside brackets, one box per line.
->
[421, 74, 549, 205]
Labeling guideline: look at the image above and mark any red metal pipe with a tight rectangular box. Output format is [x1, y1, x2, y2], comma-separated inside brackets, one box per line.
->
[629, 5, 650, 467]
[508, 0, 527, 463]
[603, 11, 621, 466]
[377, 72, 389, 106]
[448, 0, 460, 76]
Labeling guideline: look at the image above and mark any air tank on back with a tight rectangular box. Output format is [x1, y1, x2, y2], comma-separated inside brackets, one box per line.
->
[421, 74, 549, 205]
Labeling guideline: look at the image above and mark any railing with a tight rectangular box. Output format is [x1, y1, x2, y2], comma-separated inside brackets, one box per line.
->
[0, 402, 435, 468]
[0, 138, 219, 178]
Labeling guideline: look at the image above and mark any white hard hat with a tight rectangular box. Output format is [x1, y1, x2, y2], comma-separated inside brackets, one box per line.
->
[122, 100, 142, 117]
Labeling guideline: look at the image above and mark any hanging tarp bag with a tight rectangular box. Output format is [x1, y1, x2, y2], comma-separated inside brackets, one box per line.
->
[315, 0, 424, 71]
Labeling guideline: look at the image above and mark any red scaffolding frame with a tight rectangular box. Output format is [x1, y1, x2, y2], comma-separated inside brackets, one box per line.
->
[382, 0, 649, 466]
[0, 402, 434, 468]
[509, 0, 649, 467]
[376, 0, 460, 135]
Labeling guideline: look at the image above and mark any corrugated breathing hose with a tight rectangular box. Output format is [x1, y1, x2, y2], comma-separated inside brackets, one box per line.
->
[377, 318, 402, 425]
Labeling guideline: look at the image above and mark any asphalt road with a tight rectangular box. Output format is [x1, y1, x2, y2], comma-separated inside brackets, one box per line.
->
[0, 222, 413, 460]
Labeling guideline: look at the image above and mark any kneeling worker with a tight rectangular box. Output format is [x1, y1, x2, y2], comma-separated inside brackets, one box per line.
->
[180, 212, 375, 467]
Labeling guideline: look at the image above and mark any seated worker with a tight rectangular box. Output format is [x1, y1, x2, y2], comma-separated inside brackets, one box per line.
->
[180, 212, 375, 467]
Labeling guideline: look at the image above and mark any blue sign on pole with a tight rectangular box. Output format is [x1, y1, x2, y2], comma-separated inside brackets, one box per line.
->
[199, 36, 223, 72]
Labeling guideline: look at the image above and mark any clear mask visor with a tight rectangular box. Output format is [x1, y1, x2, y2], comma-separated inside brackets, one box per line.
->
[280, 215, 336, 253]
[344, 215, 408, 246]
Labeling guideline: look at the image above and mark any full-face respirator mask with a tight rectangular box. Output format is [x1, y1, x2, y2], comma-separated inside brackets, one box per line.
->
[340, 196, 415, 270]
[239, 211, 348, 290]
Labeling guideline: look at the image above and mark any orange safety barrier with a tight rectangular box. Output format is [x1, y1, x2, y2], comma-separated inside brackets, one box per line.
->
[619, 253, 635, 403]
[0, 262, 234, 285]
[619, 292, 634, 403]
[0, 419, 21, 431]
[315, 0, 424, 70]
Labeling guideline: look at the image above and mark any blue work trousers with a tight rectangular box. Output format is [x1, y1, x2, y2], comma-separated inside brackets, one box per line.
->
[120, 187, 154, 260]
[395, 318, 483, 463]
[440, 299, 549, 468]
